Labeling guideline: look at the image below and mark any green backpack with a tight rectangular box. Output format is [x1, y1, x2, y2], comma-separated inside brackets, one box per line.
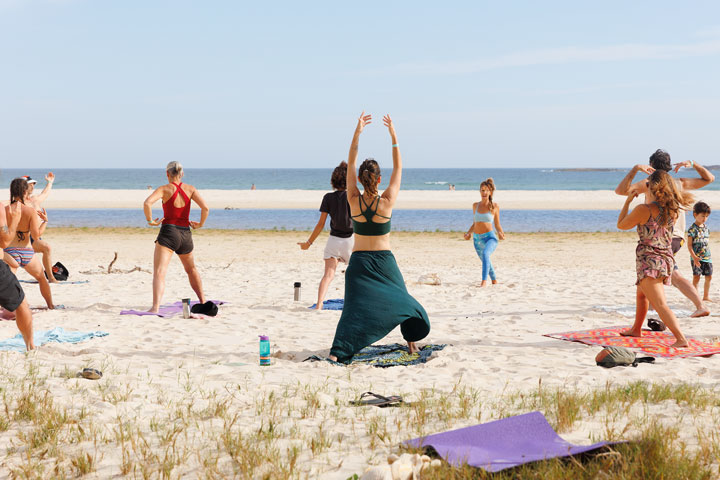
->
[595, 346, 656, 368]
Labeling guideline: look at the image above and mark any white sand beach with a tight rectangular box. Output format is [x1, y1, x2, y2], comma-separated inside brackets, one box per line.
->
[44, 188, 720, 210]
[1, 228, 719, 477]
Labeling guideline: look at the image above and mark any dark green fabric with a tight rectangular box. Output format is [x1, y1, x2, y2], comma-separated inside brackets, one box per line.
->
[351, 196, 392, 236]
[330, 250, 430, 364]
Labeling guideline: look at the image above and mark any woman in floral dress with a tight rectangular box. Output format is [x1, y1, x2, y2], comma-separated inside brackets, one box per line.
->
[617, 170, 694, 348]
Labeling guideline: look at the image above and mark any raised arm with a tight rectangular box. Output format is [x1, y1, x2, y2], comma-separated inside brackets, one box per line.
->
[615, 164, 653, 195]
[189, 189, 209, 229]
[617, 194, 649, 230]
[33, 172, 55, 205]
[347, 112, 371, 201]
[675, 161, 715, 191]
[380, 115, 401, 206]
[143, 187, 165, 226]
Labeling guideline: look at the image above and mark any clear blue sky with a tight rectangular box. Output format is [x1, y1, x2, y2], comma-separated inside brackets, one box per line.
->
[2, 1, 719, 168]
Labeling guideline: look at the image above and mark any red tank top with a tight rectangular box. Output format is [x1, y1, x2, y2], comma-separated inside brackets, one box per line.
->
[162, 183, 191, 227]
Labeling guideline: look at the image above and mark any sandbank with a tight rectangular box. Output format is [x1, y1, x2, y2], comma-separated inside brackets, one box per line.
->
[44, 189, 720, 210]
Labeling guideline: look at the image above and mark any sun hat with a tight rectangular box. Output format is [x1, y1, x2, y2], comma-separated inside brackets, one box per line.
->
[22, 176, 37, 185]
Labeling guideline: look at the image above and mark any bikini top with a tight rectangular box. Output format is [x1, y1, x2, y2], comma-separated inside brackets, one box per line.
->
[351, 195, 391, 236]
[473, 204, 493, 223]
[162, 183, 192, 227]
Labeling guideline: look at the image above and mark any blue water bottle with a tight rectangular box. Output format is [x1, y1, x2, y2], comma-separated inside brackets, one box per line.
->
[259, 335, 271, 366]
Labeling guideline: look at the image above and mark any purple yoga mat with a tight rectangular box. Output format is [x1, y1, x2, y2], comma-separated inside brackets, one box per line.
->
[120, 300, 225, 318]
[405, 411, 619, 473]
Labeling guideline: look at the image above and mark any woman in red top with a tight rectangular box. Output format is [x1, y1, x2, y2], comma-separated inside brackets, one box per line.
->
[143, 162, 209, 313]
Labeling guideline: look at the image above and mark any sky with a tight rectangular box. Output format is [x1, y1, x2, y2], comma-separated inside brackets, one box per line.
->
[1, 1, 719, 168]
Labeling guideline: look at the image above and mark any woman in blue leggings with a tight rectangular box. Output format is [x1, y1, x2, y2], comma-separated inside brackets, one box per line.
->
[464, 178, 505, 286]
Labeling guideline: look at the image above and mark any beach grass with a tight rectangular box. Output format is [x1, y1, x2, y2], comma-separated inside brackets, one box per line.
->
[1, 356, 718, 479]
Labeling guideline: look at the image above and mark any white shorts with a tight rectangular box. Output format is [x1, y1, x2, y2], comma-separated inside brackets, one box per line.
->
[323, 235, 354, 263]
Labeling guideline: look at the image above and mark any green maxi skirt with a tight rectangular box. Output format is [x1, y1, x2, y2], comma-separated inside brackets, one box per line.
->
[330, 250, 430, 364]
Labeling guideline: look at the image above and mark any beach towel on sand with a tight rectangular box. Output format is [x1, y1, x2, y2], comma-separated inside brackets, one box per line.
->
[0, 327, 108, 352]
[309, 298, 344, 310]
[306, 343, 446, 367]
[545, 326, 720, 359]
[120, 300, 226, 318]
[329, 251, 430, 364]
[405, 411, 621, 472]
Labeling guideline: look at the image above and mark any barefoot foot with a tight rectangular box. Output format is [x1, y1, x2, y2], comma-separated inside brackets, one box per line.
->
[670, 339, 689, 348]
[690, 307, 710, 318]
[619, 329, 642, 338]
[328, 354, 337, 362]
[407, 341, 419, 354]
[480, 281, 488, 288]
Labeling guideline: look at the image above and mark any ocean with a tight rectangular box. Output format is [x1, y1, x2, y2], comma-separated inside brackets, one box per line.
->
[2, 167, 715, 191]
[4, 168, 710, 232]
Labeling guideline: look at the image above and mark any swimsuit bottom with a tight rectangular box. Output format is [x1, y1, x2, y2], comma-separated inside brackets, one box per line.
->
[4, 247, 34, 268]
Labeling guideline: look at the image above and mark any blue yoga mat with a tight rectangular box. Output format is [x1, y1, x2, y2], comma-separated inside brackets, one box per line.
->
[19, 279, 89, 285]
[305, 343, 446, 367]
[0, 327, 109, 352]
[405, 411, 621, 472]
[308, 299, 344, 310]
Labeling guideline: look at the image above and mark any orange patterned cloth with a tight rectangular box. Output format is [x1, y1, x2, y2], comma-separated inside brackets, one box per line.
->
[545, 326, 720, 359]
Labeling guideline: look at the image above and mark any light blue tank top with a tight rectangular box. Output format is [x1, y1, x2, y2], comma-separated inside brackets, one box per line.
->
[474, 209, 493, 223]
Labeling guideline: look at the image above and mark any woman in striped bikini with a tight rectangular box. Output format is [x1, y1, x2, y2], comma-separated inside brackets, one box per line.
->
[3, 178, 55, 309]
[143, 162, 209, 313]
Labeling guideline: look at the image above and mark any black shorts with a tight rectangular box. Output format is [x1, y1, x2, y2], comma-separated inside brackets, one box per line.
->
[671, 237, 684, 255]
[156, 224, 194, 255]
[692, 261, 713, 277]
[0, 260, 25, 311]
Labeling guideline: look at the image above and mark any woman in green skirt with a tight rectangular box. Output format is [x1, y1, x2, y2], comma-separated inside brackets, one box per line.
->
[328, 112, 430, 364]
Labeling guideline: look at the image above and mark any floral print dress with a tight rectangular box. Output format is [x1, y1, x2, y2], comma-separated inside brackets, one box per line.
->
[636, 203, 675, 285]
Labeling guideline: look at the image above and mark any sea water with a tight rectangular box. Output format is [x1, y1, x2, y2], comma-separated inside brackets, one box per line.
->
[5, 168, 709, 231]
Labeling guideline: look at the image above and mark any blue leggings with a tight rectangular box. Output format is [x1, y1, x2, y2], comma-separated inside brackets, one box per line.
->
[473, 231, 498, 281]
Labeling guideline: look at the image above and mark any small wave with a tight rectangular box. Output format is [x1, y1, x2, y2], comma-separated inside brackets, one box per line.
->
[540, 169, 554, 173]
[424, 181, 448, 185]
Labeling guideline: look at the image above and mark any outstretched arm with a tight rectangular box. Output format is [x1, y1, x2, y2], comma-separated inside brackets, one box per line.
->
[615, 164, 653, 195]
[380, 115, 401, 206]
[676, 161, 715, 190]
[143, 187, 165, 226]
[33, 172, 55, 205]
[190, 189, 209, 229]
[298, 212, 328, 250]
[347, 112, 371, 202]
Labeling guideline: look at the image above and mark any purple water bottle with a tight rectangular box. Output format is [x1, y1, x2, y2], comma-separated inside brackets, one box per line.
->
[259, 335, 271, 366]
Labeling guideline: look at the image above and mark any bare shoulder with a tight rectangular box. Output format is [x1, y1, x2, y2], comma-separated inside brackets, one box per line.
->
[21, 204, 36, 216]
[494, 203, 500, 211]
